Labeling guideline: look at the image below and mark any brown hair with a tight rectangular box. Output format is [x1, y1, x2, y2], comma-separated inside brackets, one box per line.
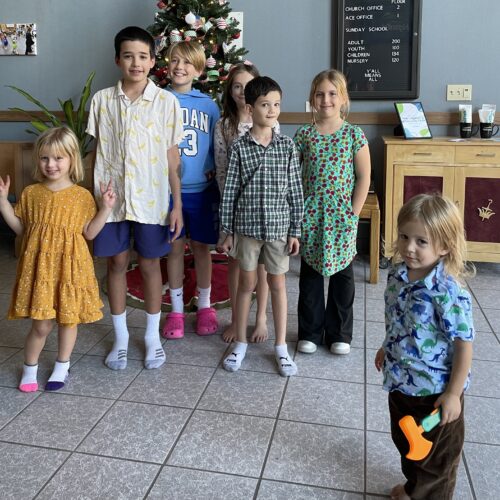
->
[33, 127, 83, 184]
[221, 63, 260, 142]
[394, 193, 474, 282]
[308, 69, 350, 123]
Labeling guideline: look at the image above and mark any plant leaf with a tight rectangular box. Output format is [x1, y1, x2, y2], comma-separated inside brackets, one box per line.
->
[62, 99, 75, 130]
[30, 120, 51, 133]
[76, 71, 95, 137]
[8, 106, 46, 124]
[7, 85, 61, 127]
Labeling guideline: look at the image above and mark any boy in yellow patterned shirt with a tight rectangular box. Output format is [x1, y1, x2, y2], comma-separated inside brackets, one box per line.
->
[86, 26, 184, 370]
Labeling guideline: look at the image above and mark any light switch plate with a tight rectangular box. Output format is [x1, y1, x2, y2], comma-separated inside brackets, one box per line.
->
[447, 84, 472, 101]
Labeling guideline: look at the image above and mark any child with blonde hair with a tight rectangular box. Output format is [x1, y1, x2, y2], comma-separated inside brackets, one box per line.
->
[214, 62, 273, 343]
[375, 193, 475, 500]
[294, 69, 371, 356]
[0, 127, 116, 392]
[162, 40, 221, 339]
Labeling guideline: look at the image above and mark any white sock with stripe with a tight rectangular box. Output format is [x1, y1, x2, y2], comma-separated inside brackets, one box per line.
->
[144, 311, 165, 369]
[105, 312, 129, 370]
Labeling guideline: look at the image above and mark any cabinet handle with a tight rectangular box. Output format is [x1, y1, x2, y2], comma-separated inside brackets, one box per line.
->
[413, 152, 432, 156]
[476, 153, 496, 158]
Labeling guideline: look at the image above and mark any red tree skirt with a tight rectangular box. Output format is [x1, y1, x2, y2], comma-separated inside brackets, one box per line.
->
[122, 251, 230, 312]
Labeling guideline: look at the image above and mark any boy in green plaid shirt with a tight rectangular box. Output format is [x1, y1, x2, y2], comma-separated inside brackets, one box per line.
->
[219, 76, 303, 376]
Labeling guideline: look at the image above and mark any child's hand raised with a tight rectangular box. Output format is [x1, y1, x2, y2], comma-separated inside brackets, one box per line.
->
[100, 180, 117, 209]
[0, 175, 11, 200]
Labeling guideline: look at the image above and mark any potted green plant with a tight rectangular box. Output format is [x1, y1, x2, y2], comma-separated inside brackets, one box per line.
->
[7, 71, 95, 158]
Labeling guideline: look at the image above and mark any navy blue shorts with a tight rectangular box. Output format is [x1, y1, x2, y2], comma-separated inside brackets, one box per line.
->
[93, 221, 172, 258]
[181, 182, 220, 244]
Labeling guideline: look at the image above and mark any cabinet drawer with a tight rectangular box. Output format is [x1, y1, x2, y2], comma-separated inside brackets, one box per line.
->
[456, 146, 500, 165]
[392, 145, 454, 163]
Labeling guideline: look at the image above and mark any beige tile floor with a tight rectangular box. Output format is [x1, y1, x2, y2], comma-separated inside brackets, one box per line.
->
[0, 234, 499, 499]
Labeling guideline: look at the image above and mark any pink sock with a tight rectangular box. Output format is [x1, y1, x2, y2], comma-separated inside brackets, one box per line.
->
[19, 363, 38, 392]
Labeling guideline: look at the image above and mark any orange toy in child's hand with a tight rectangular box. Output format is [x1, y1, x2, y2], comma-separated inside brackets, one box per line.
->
[399, 409, 441, 461]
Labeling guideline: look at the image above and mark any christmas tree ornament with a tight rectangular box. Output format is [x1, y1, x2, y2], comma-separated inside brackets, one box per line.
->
[224, 63, 232, 71]
[222, 42, 230, 54]
[207, 70, 219, 81]
[154, 35, 168, 54]
[216, 18, 227, 30]
[185, 11, 196, 25]
[232, 32, 240, 39]
[157, 1, 166, 9]
[169, 29, 182, 42]
[206, 55, 216, 68]
[203, 20, 213, 32]
[193, 16, 204, 29]
[184, 30, 197, 39]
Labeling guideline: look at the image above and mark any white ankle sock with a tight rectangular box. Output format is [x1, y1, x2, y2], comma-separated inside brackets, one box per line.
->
[45, 360, 70, 391]
[223, 341, 247, 372]
[105, 312, 129, 370]
[170, 287, 184, 313]
[19, 363, 38, 392]
[48, 360, 70, 382]
[144, 312, 165, 369]
[197, 286, 211, 310]
[275, 344, 297, 377]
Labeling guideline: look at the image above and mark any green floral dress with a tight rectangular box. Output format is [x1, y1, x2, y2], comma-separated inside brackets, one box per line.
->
[294, 122, 368, 276]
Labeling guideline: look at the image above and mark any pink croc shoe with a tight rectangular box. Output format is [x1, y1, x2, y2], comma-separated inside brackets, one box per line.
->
[196, 307, 218, 336]
[162, 312, 185, 339]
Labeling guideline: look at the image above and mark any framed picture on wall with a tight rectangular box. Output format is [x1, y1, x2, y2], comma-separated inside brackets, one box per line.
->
[0, 23, 37, 55]
[394, 102, 432, 139]
[335, 0, 421, 99]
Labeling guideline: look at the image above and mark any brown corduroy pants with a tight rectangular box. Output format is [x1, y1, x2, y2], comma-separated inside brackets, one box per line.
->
[388, 391, 464, 500]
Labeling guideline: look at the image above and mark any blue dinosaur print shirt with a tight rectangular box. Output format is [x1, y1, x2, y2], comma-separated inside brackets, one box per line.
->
[382, 261, 474, 396]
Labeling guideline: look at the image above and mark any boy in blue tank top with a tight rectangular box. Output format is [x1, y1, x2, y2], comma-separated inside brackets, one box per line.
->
[163, 41, 221, 339]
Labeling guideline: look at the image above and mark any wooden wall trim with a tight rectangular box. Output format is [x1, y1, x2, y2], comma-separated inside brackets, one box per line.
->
[279, 111, 500, 125]
[2, 110, 499, 126]
[0, 110, 67, 122]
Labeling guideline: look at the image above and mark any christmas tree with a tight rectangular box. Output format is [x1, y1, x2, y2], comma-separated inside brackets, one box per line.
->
[148, 0, 248, 103]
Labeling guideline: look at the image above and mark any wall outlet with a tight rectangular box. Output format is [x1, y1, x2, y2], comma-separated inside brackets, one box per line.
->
[305, 101, 311, 112]
[447, 84, 472, 101]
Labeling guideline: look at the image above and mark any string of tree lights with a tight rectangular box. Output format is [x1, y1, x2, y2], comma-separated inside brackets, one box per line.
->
[148, 0, 248, 104]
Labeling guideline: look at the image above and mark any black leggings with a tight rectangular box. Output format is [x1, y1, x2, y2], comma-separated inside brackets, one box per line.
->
[297, 258, 354, 347]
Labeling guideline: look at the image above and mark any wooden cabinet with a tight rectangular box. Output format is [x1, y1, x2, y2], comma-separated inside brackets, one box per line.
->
[384, 137, 500, 262]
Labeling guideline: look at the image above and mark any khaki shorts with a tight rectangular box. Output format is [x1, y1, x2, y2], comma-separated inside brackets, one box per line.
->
[230, 233, 289, 275]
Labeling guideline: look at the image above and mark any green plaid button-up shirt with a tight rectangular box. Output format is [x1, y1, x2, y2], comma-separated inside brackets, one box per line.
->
[220, 131, 303, 241]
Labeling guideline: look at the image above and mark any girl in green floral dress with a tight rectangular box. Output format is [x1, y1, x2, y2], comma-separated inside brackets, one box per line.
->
[294, 70, 371, 355]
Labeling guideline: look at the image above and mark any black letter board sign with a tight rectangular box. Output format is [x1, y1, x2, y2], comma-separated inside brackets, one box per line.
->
[336, 0, 422, 99]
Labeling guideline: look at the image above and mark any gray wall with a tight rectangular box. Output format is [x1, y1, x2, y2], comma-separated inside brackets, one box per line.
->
[1, 0, 500, 189]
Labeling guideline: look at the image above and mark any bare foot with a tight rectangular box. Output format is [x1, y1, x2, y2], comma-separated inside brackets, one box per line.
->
[249, 322, 268, 343]
[390, 484, 410, 500]
[222, 323, 237, 343]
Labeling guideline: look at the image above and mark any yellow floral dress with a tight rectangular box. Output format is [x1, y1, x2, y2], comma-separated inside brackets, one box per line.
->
[8, 183, 103, 325]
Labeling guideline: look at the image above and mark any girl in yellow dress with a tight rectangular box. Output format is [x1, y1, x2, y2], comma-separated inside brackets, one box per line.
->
[0, 127, 116, 392]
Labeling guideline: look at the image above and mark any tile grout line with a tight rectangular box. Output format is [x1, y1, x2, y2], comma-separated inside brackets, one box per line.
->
[252, 370, 292, 499]
[142, 341, 227, 499]
[34, 358, 151, 498]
